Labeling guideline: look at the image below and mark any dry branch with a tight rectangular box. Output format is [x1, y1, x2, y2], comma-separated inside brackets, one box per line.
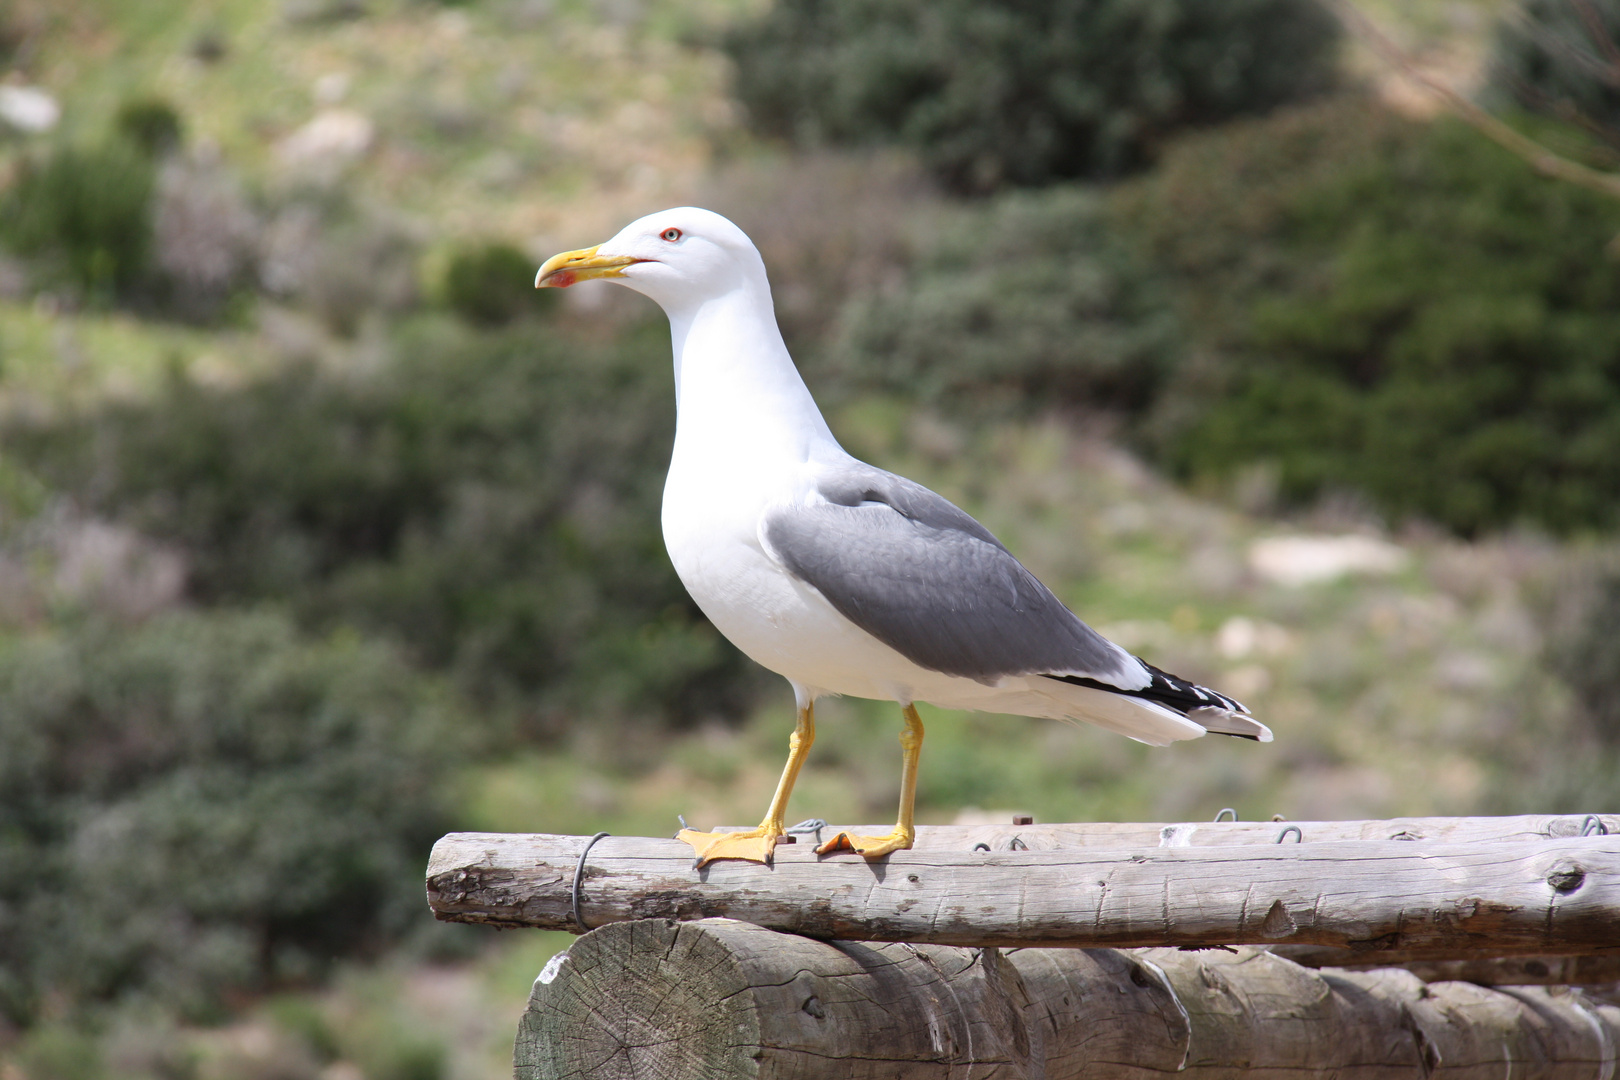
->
[514, 917, 1620, 1080]
[1329, 0, 1620, 202]
[428, 828, 1620, 957]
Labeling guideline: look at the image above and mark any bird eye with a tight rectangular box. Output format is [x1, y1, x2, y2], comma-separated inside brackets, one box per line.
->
[660, 227, 682, 242]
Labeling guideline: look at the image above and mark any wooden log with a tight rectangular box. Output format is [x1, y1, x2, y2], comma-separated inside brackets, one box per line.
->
[1275, 945, 1620, 984]
[756, 813, 1620, 852]
[428, 830, 1620, 957]
[514, 917, 1620, 1080]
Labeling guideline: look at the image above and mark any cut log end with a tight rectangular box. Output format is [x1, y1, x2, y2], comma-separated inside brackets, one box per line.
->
[516, 919, 763, 1080]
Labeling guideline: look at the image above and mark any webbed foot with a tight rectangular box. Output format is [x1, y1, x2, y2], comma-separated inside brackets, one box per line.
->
[677, 827, 784, 867]
[814, 828, 914, 860]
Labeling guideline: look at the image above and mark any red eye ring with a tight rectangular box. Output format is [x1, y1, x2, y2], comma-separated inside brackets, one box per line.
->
[660, 227, 682, 242]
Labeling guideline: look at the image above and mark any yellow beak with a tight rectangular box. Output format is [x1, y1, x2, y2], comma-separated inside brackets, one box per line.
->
[534, 245, 642, 288]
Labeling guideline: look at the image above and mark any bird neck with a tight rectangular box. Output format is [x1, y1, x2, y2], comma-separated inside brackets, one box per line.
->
[666, 285, 839, 466]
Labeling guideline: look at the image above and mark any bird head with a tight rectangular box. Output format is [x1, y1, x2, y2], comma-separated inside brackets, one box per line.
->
[535, 207, 765, 312]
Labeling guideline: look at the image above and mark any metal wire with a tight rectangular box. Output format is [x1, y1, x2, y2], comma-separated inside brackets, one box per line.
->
[785, 818, 827, 844]
[1581, 814, 1608, 837]
[1213, 808, 1238, 822]
[1275, 825, 1303, 844]
[571, 832, 611, 933]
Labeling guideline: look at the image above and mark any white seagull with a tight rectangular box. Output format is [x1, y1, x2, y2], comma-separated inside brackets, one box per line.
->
[537, 208, 1270, 866]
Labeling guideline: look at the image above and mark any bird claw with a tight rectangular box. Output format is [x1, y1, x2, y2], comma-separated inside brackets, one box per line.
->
[815, 830, 913, 860]
[676, 827, 783, 867]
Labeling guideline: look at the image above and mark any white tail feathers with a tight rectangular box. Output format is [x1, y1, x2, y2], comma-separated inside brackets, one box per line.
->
[1040, 680, 1209, 746]
[1190, 706, 1274, 742]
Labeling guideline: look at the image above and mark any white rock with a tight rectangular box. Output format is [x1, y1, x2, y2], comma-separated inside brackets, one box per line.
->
[275, 108, 373, 170]
[1215, 615, 1295, 660]
[0, 85, 61, 133]
[313, 71, 351, 106]
[1247, 534, 1409, 587]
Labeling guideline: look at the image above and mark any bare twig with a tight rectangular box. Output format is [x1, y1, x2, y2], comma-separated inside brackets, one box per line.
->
[1570, 0, 1620, 76]
[1328, 0, 1620, 203]
[1502, 5, 1620, 89]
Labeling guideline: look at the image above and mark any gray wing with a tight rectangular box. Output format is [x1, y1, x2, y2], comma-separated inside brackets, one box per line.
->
[762, 463, 1146, 688]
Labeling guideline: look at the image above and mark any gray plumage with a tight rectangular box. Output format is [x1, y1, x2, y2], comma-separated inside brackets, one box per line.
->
[762, 463, 1147, 689]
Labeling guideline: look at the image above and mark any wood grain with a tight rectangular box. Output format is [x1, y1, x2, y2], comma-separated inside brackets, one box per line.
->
[1275, 946, 1620, 983]
[514, 918, 1620, 1080]
[428, 829, 1620, 957]
[782, 813, 1620, 852]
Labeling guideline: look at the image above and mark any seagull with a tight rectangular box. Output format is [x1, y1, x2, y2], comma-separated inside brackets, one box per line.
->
[536, 207, 1270, 866]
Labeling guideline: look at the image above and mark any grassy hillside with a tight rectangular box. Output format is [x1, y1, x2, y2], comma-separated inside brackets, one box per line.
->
[2, 0, 1615, 1077]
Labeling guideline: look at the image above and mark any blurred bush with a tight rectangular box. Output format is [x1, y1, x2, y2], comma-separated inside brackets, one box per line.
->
[1112, 98, 1620, 535]
[257, 193, 420, 336]
[151, 152, 259, 322]
[1487, 0, 1620, 136]
[829, 185, 1179, 413]
[1552, 564, 1620, 744]
[0, 609, 460, 1025]
[1110, 96, 1420, 347]
[114, 97, 184, 157]
[1, 319, 756, 733]
[697, 152, 928, 352]
[723, 0, 1341, 193]
[441, 240, 553, 326]
[1, 133, 157, 299]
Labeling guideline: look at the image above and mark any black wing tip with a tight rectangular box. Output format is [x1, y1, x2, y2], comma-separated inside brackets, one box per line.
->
[1139, 660, 1250, 715]
[1048, 660, 1251, 718]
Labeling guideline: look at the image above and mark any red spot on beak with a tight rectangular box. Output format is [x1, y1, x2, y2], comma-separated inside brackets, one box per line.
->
[549, 270, 577, 288]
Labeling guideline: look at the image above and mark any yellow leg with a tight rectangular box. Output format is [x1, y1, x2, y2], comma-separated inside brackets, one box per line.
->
[677, 702, 815, 866]
[817, 703, 922, 860]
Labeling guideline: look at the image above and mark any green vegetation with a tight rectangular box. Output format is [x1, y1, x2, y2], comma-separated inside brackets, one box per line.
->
[2, 134, 158, 299]
[852, 94, 1620, 535]
[441, 242, 556, 327]
[724, 0, 1341, 192]
[1487, 0, 1620, 134]
[1553, 564, 1620, 744]
[830, 186, 1178, 413]
[1, 319, 749, 730]
[1129, 105, 1620, 535]
[2, 0, 1619, 1076]
[113, 97, 184, 157]
[0, 609, 461, 1025]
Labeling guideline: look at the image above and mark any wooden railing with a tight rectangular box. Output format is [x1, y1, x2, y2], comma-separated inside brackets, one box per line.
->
[425, 815, 1620, 1079]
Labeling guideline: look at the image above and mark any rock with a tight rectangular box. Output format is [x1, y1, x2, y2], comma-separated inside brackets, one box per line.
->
[1248, 535, 1409, 587]
[0, 85, 60, 133]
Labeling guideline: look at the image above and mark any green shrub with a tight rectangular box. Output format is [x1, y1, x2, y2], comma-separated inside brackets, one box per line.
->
[1, 319, 755, 729]
[1553, 565, 1620, 743]
[829, 186, 1179, 413]
[2, 134, 156, 297]
[442, 241, 554, 326]
[1128, 102, 1620, 535]
[1486, 0, 1620, 135]
[0, 609, 461, 1024]
[1109, 96, 1422, 345]
[115, 97, 184, 157]
[259, 195, 421, 336]
[723, 0, 1341, 193]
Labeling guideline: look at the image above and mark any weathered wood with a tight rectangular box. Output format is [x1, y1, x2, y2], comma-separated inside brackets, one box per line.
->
[428, 830, 1620, 956]
[1276, 945, 1620, 984]
[516, 918, 1038, 1079]
[768, 813, 1620, 851]
[514, 918, 1620, 1080]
